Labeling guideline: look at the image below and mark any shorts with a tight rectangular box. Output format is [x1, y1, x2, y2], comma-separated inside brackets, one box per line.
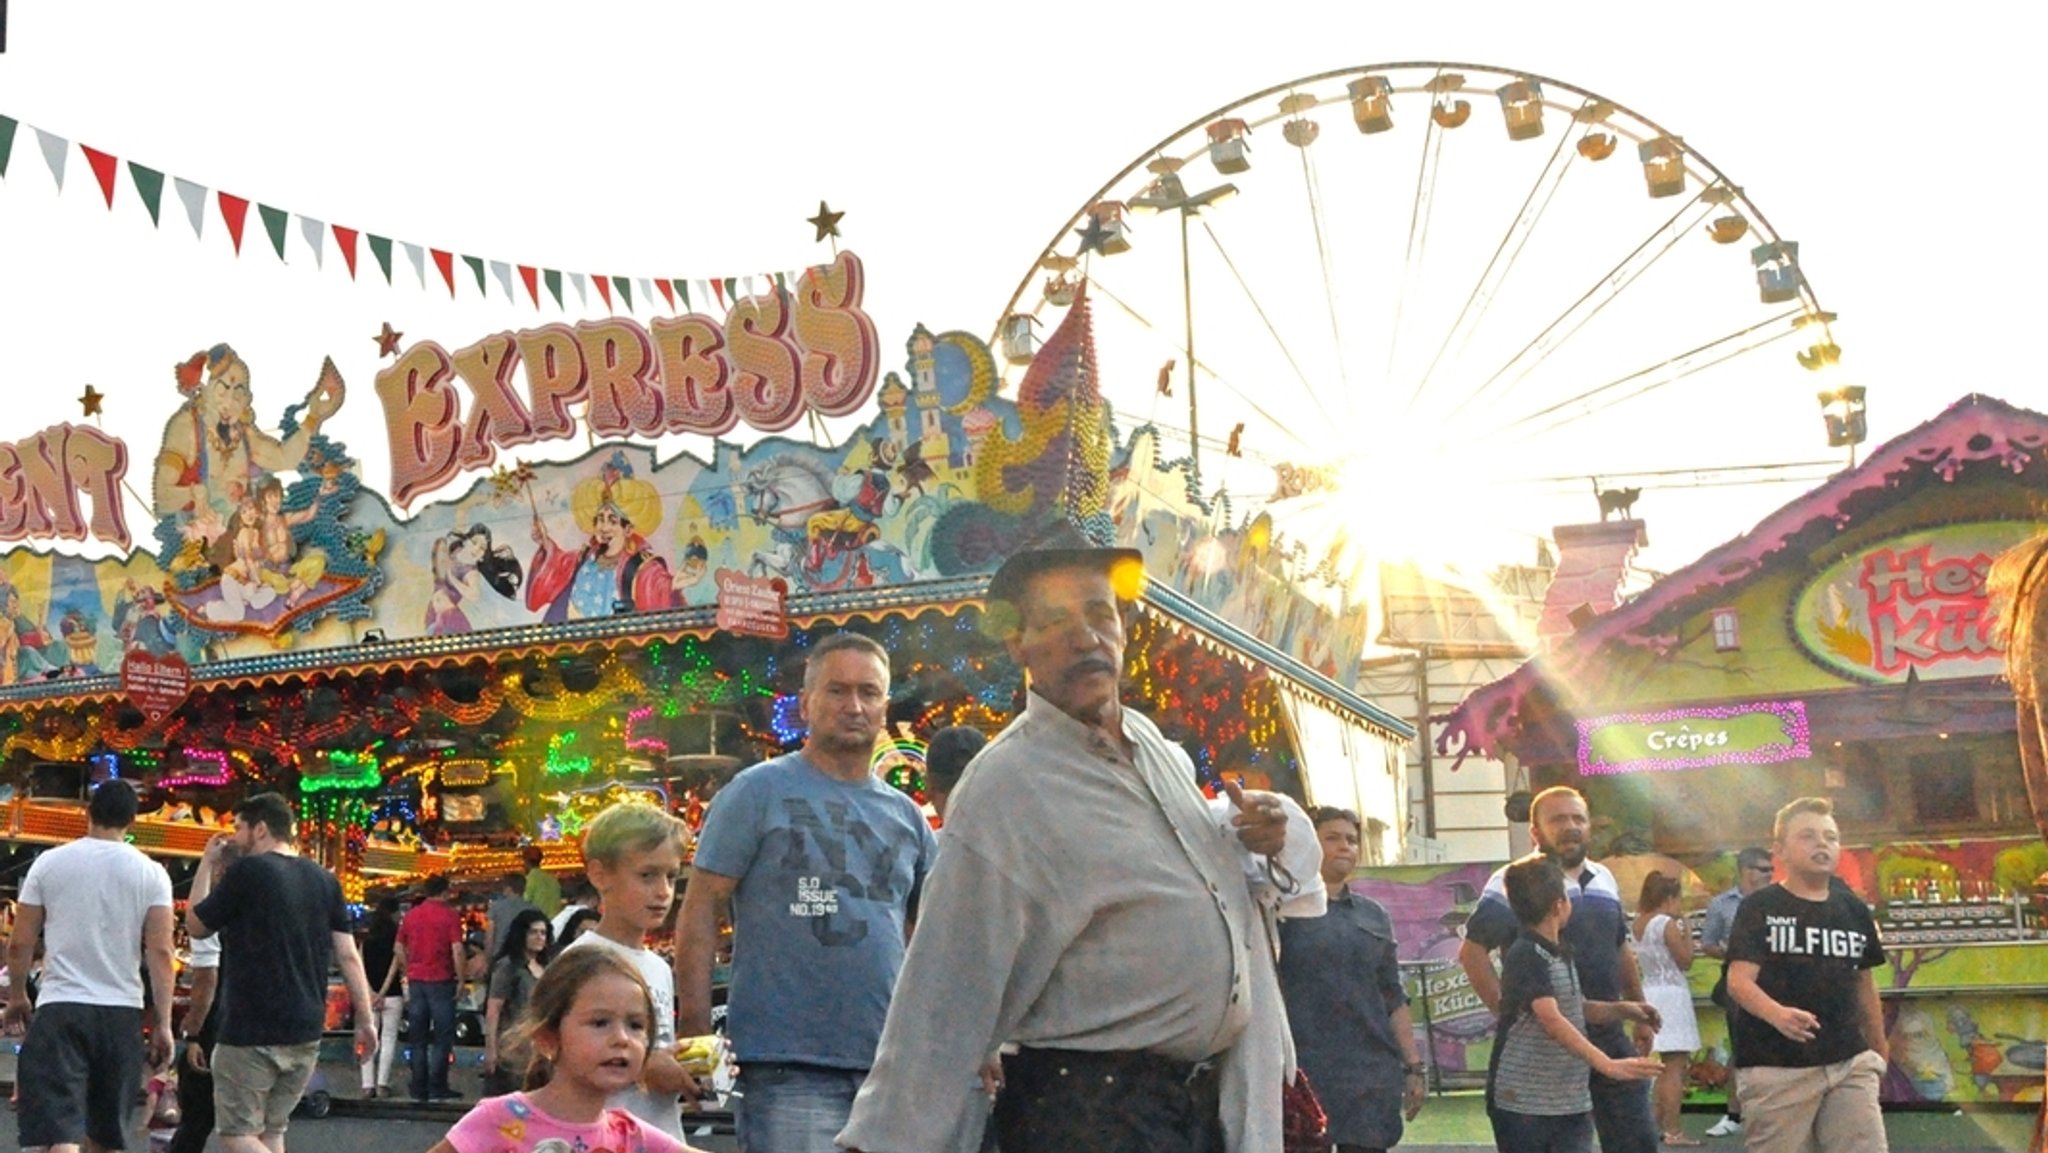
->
[17, 1001, 146, 1149]
[212, 1040, 322, 1137]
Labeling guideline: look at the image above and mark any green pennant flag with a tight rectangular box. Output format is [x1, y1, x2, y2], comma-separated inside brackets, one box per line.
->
[258, 204, 289, 260]
[368, 235, 394, 283]
[0, 116, 17, 177]
[544, 269, 563, 309]
[613, 276, 634, 312]
[462, 255, 486, 297]
[672, 278, 690, 310]
[127, 163, 166, 226]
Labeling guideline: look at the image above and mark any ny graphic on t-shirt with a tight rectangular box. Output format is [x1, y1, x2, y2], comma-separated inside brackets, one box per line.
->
[777, 796, 917, 947]
[1764, 915, 1870, 959]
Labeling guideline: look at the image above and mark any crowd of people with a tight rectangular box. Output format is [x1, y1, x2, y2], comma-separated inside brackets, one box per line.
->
[0, 532, 1899, 1153]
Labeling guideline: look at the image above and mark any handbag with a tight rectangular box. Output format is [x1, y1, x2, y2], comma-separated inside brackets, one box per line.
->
[1709, 960, 1731, 1010]
[1281, 1067, 1330, 1153]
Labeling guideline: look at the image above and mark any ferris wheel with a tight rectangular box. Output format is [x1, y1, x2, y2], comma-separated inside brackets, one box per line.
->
[993, 62, 1861, 574]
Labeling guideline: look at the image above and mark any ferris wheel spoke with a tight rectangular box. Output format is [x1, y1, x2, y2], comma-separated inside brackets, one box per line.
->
[1386, 96, 1448, 387]
[1477, 313, 1803, 444]
[1404, 103, 1586, 412]
[1443, 193, 1711, 421]
[1195, 218, 1337, 429]
[1292, 138, 1355, 407]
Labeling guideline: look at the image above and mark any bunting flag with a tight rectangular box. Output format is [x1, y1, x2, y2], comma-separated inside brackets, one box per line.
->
[218, 192, 251, 253]
[430, 249, 456, 296]
[174, 178, 206, 238]
[128, 162, 164, 225]
[257, 203, 289, 260]
[332, 225, 360, 279]
[35, 128, 67, 188]
[299, 216, 325, 268]
[80, 145, 119, 208]
[0, 112, 825, 314]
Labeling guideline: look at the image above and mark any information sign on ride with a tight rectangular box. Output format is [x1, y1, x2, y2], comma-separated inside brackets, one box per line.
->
[121, 649, 192, 721]
[713, 569, 788, 639]
[1576, 700, 1810, 776]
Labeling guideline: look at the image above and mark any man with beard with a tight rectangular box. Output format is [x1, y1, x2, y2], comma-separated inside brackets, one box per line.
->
[1726, 798, 1888, 1153]
[1459, 786, 1661, 1153]
[837, 526, 1320, 1153]
[675, 631, 937, 1153]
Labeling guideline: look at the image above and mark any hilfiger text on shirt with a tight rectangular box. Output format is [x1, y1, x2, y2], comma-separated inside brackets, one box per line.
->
[1765, 915, 1868, 958]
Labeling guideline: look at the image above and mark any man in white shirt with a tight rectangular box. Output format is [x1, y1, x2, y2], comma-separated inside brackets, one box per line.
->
[4, 779, 175, 1153]
[840, 525, 1320, 1153]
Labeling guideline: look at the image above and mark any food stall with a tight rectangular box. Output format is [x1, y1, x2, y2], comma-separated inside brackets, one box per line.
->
[1413, 393, 2048, 1105]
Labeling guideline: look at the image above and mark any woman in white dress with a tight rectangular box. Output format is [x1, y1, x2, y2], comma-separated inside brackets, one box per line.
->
[1634, 871, 1701, 1146]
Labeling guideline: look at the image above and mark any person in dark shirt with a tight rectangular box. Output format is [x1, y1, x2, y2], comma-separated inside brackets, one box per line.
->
[1458, 786, 1660, 1153]
[188, 792, 377, 1153]
[1278, 806, 1425, 1153]
[1727, 797, 1888, 1153]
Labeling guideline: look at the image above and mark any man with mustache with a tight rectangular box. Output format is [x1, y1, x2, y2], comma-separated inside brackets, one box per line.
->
[1725, 797, 1888, 1153]
[1459, 786, 1662, 1153]
[838, 524, 1322, 1153]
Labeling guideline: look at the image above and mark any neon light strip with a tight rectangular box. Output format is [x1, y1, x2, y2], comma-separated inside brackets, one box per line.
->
[159, 747, 232, 789]
[625, 707, 669, 757]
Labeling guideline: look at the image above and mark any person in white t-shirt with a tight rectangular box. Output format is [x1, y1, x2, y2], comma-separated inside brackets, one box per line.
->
[3, 779, 176, 1152]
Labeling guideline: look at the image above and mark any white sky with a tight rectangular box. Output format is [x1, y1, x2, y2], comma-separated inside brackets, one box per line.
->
[0, 1, 2039, 577]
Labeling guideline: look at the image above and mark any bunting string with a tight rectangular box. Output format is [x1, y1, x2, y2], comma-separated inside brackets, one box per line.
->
[0, 112, 827, 315]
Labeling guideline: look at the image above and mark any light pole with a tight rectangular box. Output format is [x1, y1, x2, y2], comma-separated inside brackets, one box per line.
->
[1130, 168, 1236, 475]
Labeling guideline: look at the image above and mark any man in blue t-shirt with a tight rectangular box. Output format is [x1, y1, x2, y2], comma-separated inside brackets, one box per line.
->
[676, 631, 936, 1153]
[1459, 786, 1661, 1153]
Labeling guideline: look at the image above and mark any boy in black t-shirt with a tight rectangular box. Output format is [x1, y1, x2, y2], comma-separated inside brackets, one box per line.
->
[1487, 857, 1664, 1153]
[1727, 797, 1889, 1153]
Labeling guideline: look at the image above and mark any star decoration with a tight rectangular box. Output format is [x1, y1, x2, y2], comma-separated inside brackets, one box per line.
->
[1074, 215, 1113, 256]
[807, 201, 845, 243]
[78, 385, 105, 417]
[374, 322, 403, 358]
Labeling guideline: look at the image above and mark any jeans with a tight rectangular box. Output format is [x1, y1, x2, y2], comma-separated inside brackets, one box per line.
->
[166, 1038, 215, 1153]
[1589, 1027, 1659, 1153]
[359, 998, 403, 1091]
[405, 980, 458, 1098]
[1489, 1107, 1593, 1153]
[735, 1063, 867, 1153]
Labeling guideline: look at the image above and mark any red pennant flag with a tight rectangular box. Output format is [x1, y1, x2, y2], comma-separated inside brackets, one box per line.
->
[593, 276, 614, 312]
[430, 249, 456, 297]
[218, 192, 251, 254]
[655, 279, 676, 311]
[80, 146, 120, 208]
[518, 265, 540, 308]
[711, 279, 726, 308]
[332, 225, 360, 279]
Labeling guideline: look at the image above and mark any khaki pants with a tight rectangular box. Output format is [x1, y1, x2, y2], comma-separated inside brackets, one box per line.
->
[1735, 1050, 1888, 1153]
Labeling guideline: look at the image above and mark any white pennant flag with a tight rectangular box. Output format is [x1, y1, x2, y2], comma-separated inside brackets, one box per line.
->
[569, 272, 588, 307]
[173, 178, 207, 238]
[34, 129, 68, 189]
[490, 260, 515, 303]
[402, 242, 426, 289]
[637, 278, 656, 311]
[299, 216, 326, 268]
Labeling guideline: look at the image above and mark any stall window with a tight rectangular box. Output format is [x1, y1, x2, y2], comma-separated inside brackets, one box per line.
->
[1907, 750, 1978, 824]
[1710, 608, 1740, 652]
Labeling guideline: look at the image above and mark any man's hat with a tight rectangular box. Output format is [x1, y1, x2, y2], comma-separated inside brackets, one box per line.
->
[985, 521, 1145, 611]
